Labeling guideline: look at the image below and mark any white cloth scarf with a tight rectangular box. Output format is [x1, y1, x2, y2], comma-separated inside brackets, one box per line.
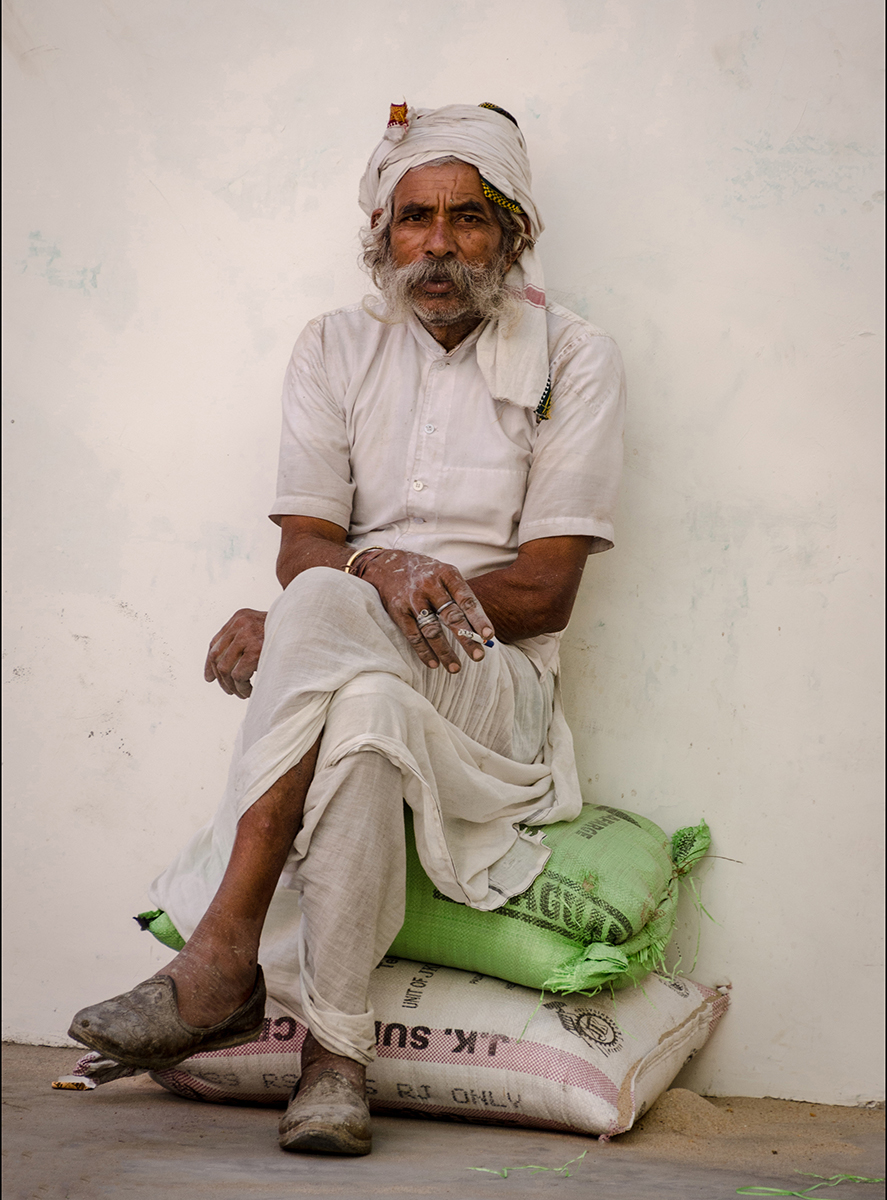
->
[358, 103, 550, 413]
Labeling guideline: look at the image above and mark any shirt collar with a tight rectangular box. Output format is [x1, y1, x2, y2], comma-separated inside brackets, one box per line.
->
[406, 312, 489, 361]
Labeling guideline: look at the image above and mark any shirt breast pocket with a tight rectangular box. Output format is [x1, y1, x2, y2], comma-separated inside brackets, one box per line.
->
[440, 465, 528, 537]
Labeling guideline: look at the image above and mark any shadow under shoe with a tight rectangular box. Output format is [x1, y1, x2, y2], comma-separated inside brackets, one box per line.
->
[279, 1068, 372, 1156]
[67, 967, 267, 1070]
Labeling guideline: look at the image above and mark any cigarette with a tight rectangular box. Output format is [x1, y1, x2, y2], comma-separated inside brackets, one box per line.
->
[458, 629, 495, 648]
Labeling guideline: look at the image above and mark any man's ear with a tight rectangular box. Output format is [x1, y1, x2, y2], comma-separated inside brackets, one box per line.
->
[370, 208, 383, 229]
[506, 215, 532, 268]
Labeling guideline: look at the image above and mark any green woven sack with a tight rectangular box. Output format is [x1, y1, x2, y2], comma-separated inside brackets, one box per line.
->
[387, 805, 710, 995]
[134, 909, 185, 951]
[137, 805, 709, 998]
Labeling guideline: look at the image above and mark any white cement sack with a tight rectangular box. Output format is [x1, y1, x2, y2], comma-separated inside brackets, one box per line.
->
[102, 958, 729, 1137]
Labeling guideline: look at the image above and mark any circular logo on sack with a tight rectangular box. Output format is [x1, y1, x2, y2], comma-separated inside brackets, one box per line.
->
[571, 1011, 622, 1050]
[544, 1002, 623, 1056]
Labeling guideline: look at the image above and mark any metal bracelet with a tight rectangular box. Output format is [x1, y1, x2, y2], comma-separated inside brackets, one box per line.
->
[344, 545, 384, 575]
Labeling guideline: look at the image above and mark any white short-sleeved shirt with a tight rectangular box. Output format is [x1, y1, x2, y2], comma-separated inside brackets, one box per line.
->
[271, 301, 626, 672]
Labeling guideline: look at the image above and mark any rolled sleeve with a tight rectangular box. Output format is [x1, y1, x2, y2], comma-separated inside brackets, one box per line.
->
[270, 321, 355, 529]
[518, 332, 626, 553]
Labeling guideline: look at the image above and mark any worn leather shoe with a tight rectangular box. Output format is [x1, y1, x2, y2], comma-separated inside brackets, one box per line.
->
[279, 1068, 372, 1156]
[68, 967, 266, 1070]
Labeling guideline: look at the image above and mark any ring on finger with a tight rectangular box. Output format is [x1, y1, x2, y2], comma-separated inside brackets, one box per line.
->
[436, 600, 456, 614]
[416, 612, 439, 629]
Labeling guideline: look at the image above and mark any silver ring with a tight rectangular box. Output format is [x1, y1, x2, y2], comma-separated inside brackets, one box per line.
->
[436, 600, 456, 613]
[416, 612, 438, 629]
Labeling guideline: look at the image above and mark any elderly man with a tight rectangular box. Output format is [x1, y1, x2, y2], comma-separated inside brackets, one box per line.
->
[69, 102, 625, 1156]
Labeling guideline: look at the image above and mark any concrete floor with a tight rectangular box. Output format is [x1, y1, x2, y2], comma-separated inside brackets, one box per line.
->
[3, 1045, 884, 1200]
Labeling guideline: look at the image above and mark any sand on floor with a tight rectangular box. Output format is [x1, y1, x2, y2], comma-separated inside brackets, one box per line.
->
[613, 1086, 885, 1177]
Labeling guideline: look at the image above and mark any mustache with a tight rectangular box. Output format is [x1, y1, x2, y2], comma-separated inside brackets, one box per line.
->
[365, 246, 523, 331]
[393, 257, 497, 289]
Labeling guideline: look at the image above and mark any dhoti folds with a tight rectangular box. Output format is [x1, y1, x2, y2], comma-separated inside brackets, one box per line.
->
[150, 567, 583, 1063]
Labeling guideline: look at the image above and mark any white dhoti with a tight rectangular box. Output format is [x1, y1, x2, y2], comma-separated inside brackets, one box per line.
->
[150, 567, 583, 1062]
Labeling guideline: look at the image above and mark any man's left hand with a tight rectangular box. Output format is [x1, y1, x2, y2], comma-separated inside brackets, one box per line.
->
[356, 548, 495, 673]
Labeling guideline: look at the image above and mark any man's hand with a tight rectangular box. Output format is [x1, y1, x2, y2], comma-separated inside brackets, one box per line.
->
[274, 516, 494, 674]
[273, 516, 592, 674]
[204, 608, 267, 698]
[356, 549, 495, 673]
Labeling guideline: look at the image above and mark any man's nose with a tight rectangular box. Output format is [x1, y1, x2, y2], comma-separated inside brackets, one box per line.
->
[423, 215, 457, 257]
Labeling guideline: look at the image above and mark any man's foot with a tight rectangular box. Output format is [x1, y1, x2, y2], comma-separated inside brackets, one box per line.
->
[156, 937, 258, 1028]
[67, 966, 266, 1070]
[278, 1033, 371, 1156]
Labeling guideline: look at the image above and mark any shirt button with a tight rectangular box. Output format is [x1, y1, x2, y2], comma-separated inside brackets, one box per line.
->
[412, 480, 425, 491]
[413, 517, 425, 524]
[424, 423, 436, 434]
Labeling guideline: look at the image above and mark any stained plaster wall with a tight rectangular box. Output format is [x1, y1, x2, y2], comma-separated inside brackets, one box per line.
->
[2, 0, 883, 1105]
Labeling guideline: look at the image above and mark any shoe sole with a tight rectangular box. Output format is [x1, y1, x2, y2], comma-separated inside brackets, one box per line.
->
[279, 1123, 372, 1156]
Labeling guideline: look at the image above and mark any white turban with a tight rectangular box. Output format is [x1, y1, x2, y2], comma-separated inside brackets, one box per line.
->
[359, 103, 551, 416]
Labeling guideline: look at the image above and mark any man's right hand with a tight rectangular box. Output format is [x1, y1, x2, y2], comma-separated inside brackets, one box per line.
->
[204, 608, 267, 698]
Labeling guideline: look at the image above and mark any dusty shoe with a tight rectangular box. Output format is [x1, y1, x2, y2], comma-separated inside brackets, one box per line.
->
[67, 967, 266, 1070]
[279, 1069, 372, 1156]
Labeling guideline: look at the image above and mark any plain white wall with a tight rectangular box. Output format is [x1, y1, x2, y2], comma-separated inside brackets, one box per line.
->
[2, 0, 883, 1105]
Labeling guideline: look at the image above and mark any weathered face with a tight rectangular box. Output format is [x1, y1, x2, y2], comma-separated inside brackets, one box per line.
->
[385, 161, 505, 326]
